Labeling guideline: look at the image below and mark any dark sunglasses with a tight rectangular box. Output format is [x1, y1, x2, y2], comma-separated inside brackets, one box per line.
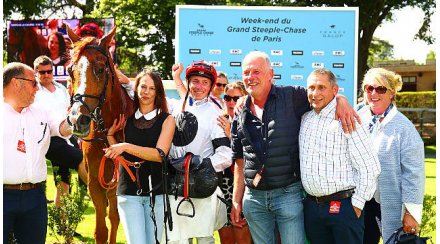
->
[15, 77, 38, 87]
[364, 85, 388, 94]
[224, 95, 241, 102]
[37, 70, 53, 75]
[215, 83, 227, 88]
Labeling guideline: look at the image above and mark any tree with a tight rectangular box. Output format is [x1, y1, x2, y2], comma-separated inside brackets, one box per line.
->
[426, 50, 435, 60]
[368, 37, 394, 66]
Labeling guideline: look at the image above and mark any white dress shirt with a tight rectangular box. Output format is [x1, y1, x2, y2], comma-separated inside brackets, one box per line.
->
[299, 98, 381, 210]
[34, 81, 70, 121]
[3, 102, 66, 184]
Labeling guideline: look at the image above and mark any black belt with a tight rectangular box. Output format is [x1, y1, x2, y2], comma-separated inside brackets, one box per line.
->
[307, 189, 354, 203]
[3, 182, 43, 191]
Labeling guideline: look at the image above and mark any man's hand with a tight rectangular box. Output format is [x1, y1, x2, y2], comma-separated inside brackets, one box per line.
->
[403, 211, 419, 234]
[172, 63, 184, 81]
[353, 206, 362, 219]
[231, 201, 247, 227]
[335, 95, 361, 133]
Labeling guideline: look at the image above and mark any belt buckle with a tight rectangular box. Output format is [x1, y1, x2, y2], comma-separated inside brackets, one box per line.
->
[20, 183, 24, 190]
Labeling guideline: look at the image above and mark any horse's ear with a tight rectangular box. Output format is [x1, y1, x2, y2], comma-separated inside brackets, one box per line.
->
[99, 26, 116, 49]
[66, 24, 81, 43]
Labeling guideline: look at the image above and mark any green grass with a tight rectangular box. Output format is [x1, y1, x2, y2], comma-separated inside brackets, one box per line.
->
[45, 146, 436, 243]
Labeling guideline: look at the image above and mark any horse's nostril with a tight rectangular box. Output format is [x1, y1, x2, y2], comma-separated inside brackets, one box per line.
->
[77, 115, 91, 126]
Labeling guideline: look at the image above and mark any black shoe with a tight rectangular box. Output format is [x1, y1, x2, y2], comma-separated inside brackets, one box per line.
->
[47, 199, 54, 204]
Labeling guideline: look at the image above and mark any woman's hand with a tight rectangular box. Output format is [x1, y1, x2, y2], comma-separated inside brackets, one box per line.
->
[217, 115, 231, 139]
[107, 114, 126, 136]
[402, 211, 419, 234]
[103, 143, 128, 159]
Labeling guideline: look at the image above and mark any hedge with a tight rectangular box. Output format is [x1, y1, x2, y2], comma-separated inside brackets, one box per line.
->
[396, 91, 436, 109]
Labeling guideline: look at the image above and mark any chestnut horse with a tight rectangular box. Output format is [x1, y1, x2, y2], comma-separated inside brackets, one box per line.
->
[66, 25, 134, 244]
[7, 26, 49, 67]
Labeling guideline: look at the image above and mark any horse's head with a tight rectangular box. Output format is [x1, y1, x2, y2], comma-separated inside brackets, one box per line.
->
[66, 25, 116, 138]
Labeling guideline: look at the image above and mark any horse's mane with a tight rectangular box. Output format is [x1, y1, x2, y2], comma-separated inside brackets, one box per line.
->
[72, 37, 98, 64]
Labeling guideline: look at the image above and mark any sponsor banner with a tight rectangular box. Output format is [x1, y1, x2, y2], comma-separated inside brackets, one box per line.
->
[176, 6, 358, 104]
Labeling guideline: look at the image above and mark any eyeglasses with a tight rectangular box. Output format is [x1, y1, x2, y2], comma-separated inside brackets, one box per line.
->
[364, 85, 388, 94]
[15, 77, 38, 88]
[215, 83, 227, 88]
[37, 70, 53, 75]
[224, 95, 241, 102]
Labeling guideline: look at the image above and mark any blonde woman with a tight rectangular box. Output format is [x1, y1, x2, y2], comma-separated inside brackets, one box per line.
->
[357, 68, 425, 243]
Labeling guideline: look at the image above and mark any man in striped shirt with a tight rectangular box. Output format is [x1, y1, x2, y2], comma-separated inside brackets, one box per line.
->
[299, 68, 381, 244]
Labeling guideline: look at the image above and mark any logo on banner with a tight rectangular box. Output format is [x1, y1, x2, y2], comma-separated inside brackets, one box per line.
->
[312, 51, 325, 56]
[230, 49, 242, 55]
[228, 73, 242, 81]
[209, 49, 221, 55]
[333, 63, 345, 68]
[312, 62, 324, 68]
[271, 50, 283, 56]
[290, 75, 304, 80]
[189, 49, 201, 54]
[336, 74, 346, 81]
[339, 87, 345, 92]
[320, 24, 346, 39]
[271, 62, 283, 67]
[332, 50, 345, 56]
[273, 74, 281, 79]
[291, 50, 304, 55]
[230, 62, 241, 67]
[290, 62, 305, 69]
[209, 61, 221, 67]
[189, 23, 214, 36]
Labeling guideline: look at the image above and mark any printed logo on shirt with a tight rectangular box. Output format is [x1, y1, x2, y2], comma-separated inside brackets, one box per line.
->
[329, 201, 341, 214]
[17, 140, 26, 153]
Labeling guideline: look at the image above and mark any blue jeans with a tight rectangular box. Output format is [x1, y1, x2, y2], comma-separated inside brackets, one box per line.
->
[243, 182, 305, 244]
[117, 194, 165, 244]
[3, 187, 47, 244]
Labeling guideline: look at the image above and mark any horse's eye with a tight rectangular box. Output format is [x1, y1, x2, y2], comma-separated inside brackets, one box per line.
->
[94, 64, 105, 75]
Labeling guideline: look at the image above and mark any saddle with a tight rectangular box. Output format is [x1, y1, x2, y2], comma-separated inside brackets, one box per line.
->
[168, 153, 221, 217]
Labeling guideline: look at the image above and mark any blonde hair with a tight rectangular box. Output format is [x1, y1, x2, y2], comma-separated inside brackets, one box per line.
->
[362, 68, 402, 101]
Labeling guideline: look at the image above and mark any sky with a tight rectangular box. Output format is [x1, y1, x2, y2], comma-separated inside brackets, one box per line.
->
[373, 6, 438, 64]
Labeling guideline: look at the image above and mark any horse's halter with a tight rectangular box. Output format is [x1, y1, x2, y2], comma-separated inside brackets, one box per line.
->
[69, 44, 115, 137]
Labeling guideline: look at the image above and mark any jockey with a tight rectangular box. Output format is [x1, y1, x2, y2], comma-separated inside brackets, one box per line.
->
[166, 61, 233, 243]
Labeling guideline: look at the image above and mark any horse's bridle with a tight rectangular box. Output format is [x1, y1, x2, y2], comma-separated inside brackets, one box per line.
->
[69, 44, 115, 138]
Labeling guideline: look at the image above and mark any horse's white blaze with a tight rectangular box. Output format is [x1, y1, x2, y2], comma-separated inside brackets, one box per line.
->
[71, 56, 90, 114]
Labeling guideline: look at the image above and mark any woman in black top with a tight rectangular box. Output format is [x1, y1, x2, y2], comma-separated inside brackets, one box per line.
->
[104, 69, 175, 244]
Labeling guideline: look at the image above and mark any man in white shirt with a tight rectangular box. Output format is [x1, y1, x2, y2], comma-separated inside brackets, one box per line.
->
[3, 62, 74, 243]
[33, 56, 86, 234]
[299, 68, 381, 243]
[167, 60, 233, 244]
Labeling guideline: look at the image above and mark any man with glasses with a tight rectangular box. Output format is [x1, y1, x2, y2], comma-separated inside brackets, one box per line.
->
[3, 62, 75, 243]
[33, 55, 87, 237]
[299, 68, 380, 243]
